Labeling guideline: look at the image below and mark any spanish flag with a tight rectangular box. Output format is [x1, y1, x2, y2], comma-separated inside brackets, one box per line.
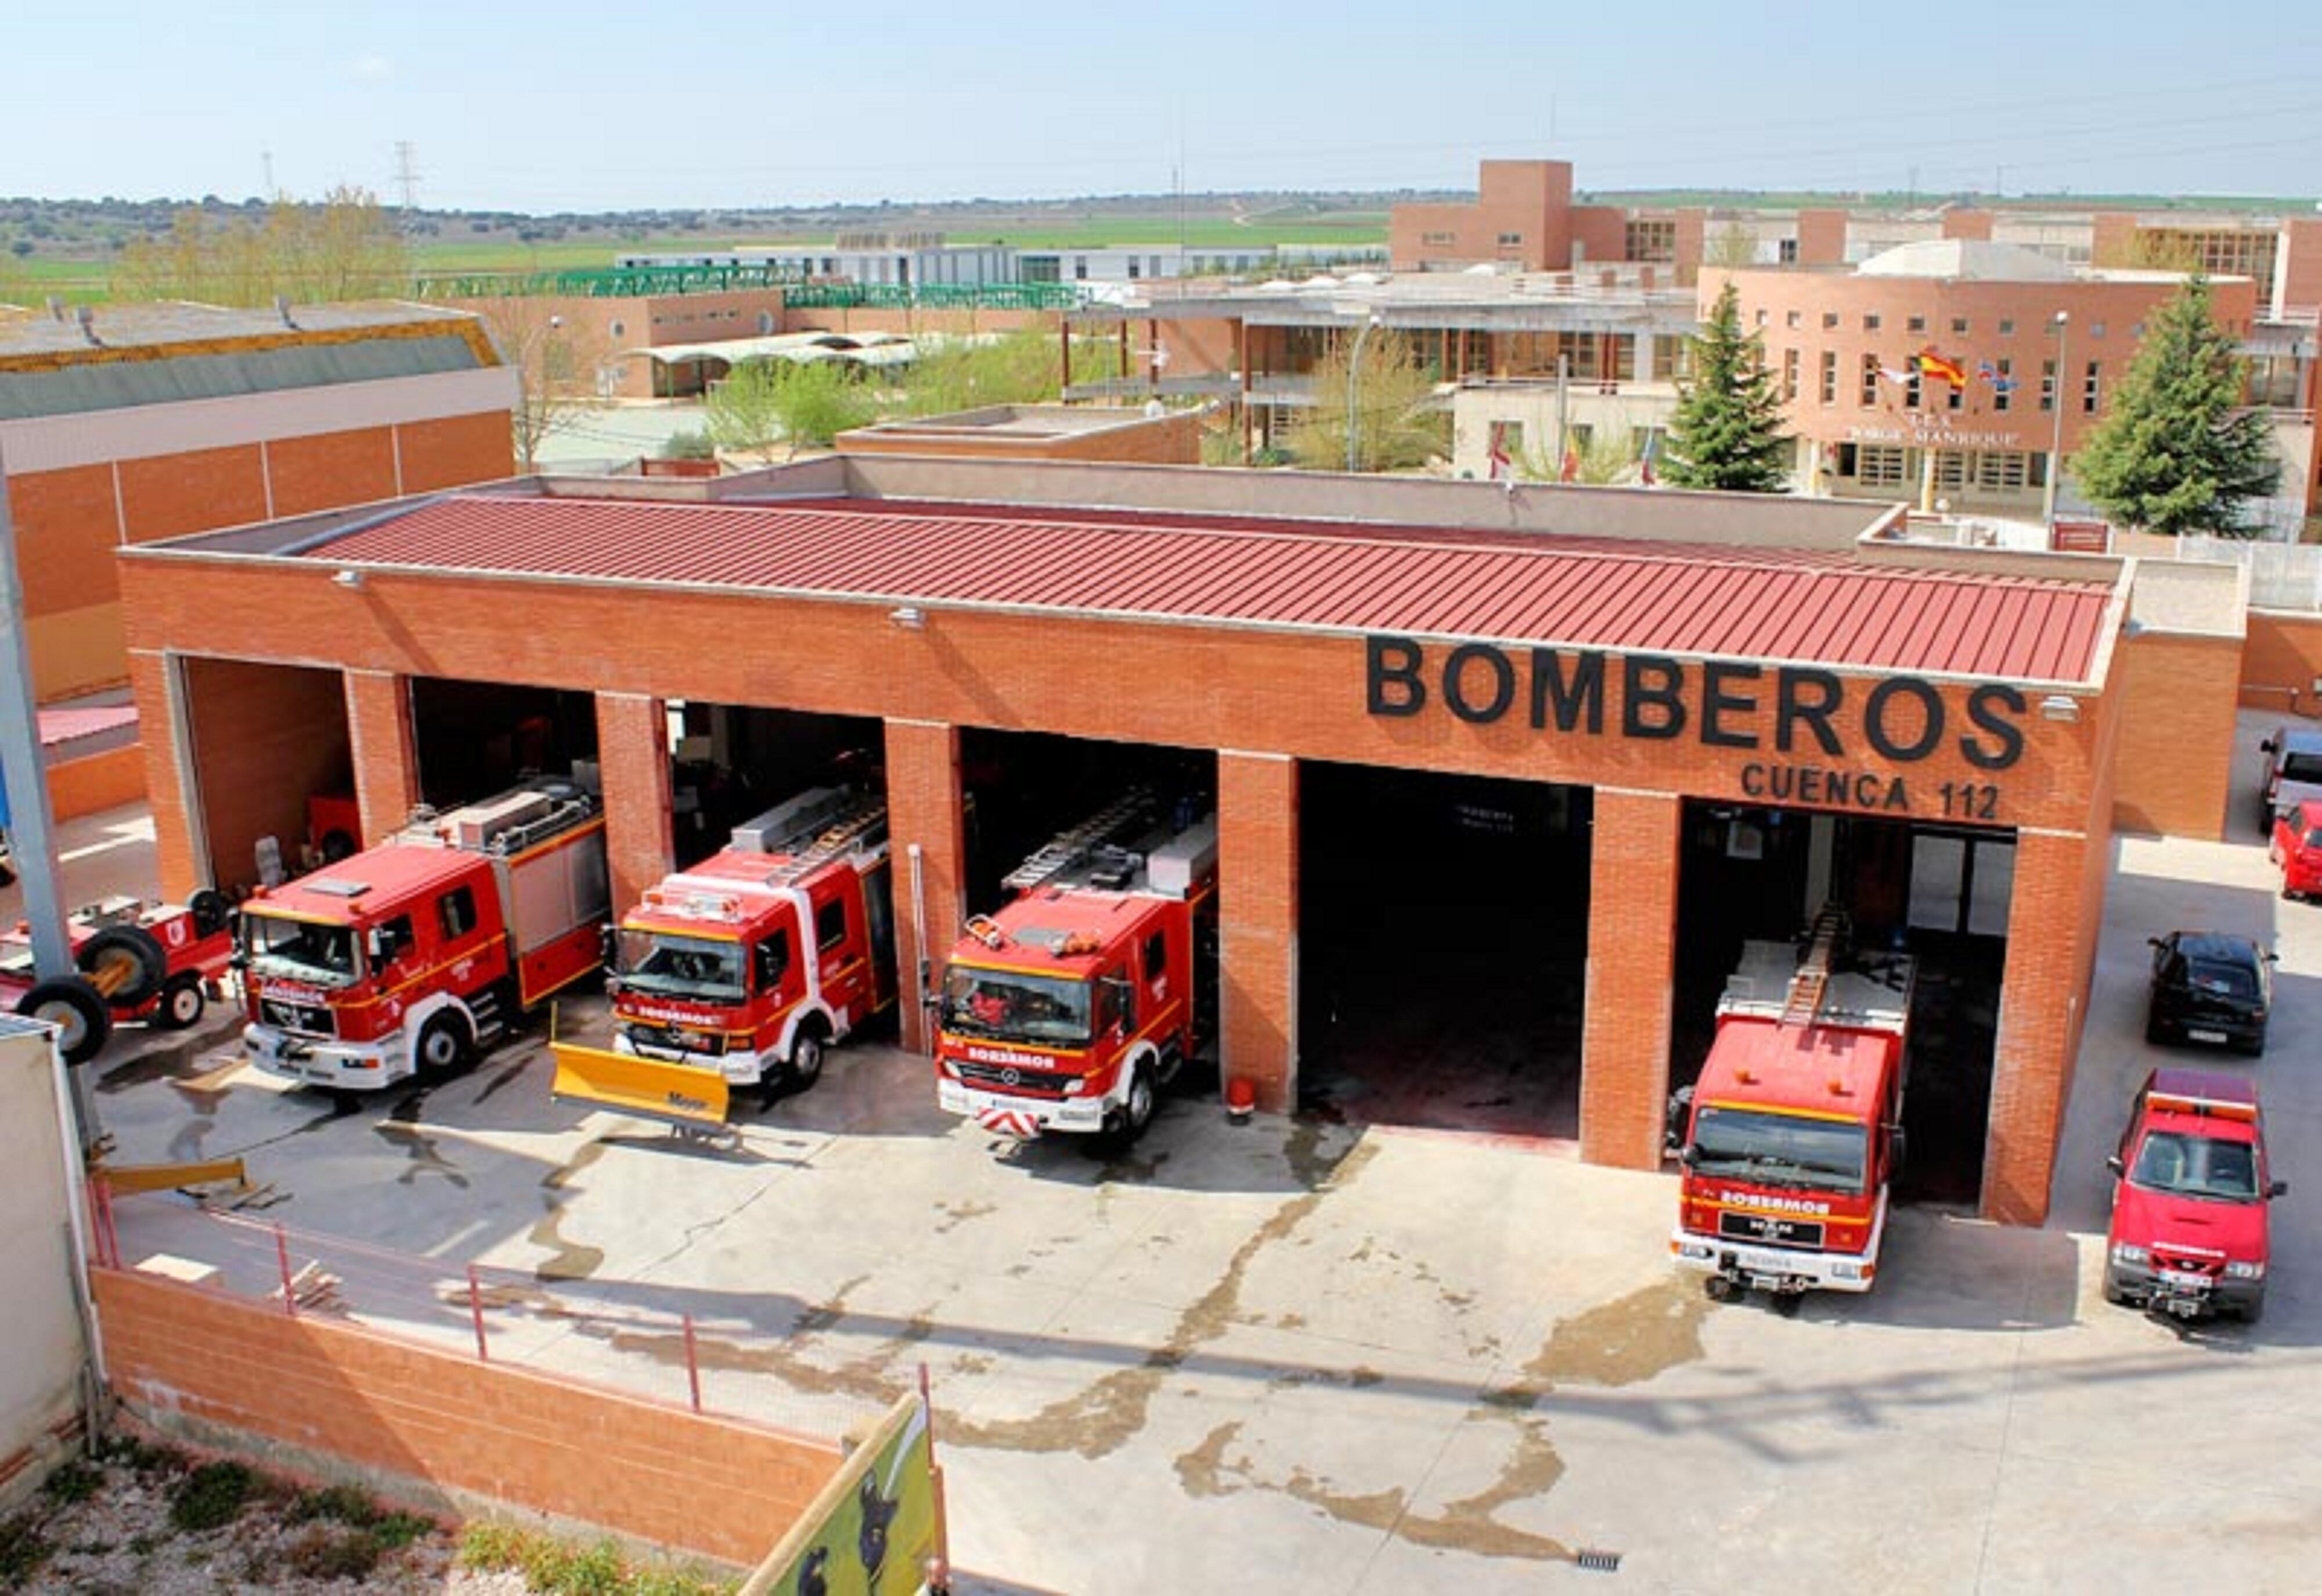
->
[1914, 346, 1968, 391]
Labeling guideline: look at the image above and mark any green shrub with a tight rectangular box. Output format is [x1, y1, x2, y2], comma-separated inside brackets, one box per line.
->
[280, 1523, 384, 1582]
[40, 1461, 100, 1504]
[168, 1461, 256, 1532]
[0, 1513, 53, 1587]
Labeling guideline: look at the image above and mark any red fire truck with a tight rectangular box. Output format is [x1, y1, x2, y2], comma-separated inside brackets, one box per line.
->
[239, 778, 609, 1090]
[549, 788, 896, 1127]
[934, 791, 1217, 1148]
[1670, 909, 1913, 1304]
[1, 893, 237, 1063]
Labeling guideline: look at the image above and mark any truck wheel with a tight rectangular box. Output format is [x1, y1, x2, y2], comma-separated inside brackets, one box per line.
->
[188, 888, 233, 938]
[156, 973, 207, 1031]
[17, 978, 113, 1064]
[1101, 1064, 1156, 1153]
[414, 1013, 472, 1082]
[2241, 1295, 2266, 1327]
[77, 926, 167, 1008]
[785, 1028, 827, 1093]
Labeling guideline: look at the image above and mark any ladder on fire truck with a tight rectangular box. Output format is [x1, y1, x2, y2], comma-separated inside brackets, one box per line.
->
[1780, 905, 1851, 1028]
[1003, 787, 1158, 893]
[752, 790, 889, 887]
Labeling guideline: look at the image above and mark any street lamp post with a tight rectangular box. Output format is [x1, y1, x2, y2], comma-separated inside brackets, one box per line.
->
[2042, 310, 2069, 528]
[1346, 312, 1384, 474]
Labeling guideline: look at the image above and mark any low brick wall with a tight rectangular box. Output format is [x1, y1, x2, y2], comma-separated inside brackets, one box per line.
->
[2242, 609, 2322, 718]
[93, 1269, 841, 1566]
[49, 744, 145, 821]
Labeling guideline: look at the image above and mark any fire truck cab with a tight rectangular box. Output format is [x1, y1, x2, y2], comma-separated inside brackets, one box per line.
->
[240, 778, 609, 1090]
[1671, 910, 1912, 1303]
[560, 788, 896, 1124]
[935, 791, 1217, 1148]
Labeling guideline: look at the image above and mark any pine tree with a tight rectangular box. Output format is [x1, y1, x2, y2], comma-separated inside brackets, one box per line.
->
[2070, 273, 2279, 537]
[1661, 281, 1790, 492]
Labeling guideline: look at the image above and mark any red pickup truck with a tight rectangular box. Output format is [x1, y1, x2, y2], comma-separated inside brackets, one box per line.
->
[2103, 1068, 2285, 1324]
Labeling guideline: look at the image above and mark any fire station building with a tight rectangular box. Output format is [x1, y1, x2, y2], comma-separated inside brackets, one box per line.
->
[120, 456, 2226, 1226]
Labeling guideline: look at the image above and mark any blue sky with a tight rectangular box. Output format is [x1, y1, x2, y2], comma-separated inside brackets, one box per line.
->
[5, 1, 2319, 211]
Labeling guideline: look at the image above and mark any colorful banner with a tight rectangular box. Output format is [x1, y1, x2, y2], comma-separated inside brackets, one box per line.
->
[745, 1386, 946, 1596]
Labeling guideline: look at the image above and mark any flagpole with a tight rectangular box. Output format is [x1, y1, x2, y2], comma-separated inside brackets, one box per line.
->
[2042, 311, 2069, 528]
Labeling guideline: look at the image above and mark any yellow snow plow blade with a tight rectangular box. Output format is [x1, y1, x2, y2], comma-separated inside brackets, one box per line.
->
[550, 1041, 730, 1129]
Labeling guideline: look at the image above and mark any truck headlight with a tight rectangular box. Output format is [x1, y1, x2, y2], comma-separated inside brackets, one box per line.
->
[2111, 1243, 2148, 1266]
[2226, 1260, 2266, 1281]
[1829, 1261, 1863, 1280]
[1061, 1077, 1086, 1096]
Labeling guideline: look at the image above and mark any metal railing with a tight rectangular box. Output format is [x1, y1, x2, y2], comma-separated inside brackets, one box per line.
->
[92, 1181, 889, 1439]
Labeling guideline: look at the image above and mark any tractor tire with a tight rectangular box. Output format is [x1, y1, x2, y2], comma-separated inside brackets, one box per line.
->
[76, 925, 167, 1009]
[188, 888, 233, 939]
[156, 973, 208, 1031]
[17, 978, 113, 1064]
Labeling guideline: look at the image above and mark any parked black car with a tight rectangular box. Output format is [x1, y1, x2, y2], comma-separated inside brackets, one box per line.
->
[2146, 931, 2274, 1056]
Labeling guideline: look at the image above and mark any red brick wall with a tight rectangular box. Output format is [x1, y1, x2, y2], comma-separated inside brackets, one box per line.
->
[2278, 219, 2322, 316]
[1218, 752, 1297, 1111]
[184, 658, 351, 896]
[1569, 207, 1628, 266]
[92, 1269, 839, 1567]
[9, 463, 120, 618]
[2242, 611, 2322, 714]
[48, 745, 145, 820]
[345, 670, 420, 846]
[268, 429, 400, 518]
[394, 412, 517, 492]
[117, 444, 272, 544]
[1984, 826, 2093, 1223]
[1795, 210, 1848, 266]
[595, 692, 675, 919]
[883, 720, 964, 1054]
[1581, 789, 1681, 1168]
[2111, 630, 2240, 838]
[131, 652, 197, 901]
[1942, 210, 1995, 242]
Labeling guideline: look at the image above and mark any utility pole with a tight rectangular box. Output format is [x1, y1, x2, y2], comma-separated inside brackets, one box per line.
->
[0, 438, 102, 1146]
[394, 141, 420, 229]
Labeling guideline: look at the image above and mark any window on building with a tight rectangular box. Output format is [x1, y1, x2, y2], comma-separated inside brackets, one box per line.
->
[1948, 375, 1964, 411]
[1755, 309, 1769, 327]
[1422, 230, 1456, 247]
[1488, 419, 1524, 463]
[2040, 358, 2057, 413]
[1822, 311, 1840, 330]
[1998, 318, 2014, 336]
[1624, 220, 1677, 262]
[1907, 315, 1926, 333]
[1861, 353, 1880, 405]
[1934, 453, 1968, 490]
[1855, 445, 1909, 487]
[1904, 370, 1923, 409]
[1973, 452, 2031, 491]
[1820, 349, 1838, 405]
[1777, 238, 1800, 264]
[1786, 310, 1802, 328]
[1498, 232, 1524, 247]
[1864, 312, 1882, 332]
[2090, 322, 2105, 339]
[1783, 347, 1800, 402]
[1951, 317, 1969, 334]
[2083, 360, 2101, 413]
[1127, 259, 1140, 279]
[1074, 257, 1088, 280]
[1994, 357, 2013, 413]
[2131, 322, 2145, 338]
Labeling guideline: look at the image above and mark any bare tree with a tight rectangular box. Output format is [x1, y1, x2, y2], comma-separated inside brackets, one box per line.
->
[113, 187, 409, 306]
[476, 298, 612, 472]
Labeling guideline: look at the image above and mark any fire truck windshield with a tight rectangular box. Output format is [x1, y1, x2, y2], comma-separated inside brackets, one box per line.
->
[1689, 1106, 1868, 1194]
[241, 912, 361, 988]
[2129, 1131, 2260, 1201]
[941, 966, 1092, 1046]
[616, 930, 747, 1002]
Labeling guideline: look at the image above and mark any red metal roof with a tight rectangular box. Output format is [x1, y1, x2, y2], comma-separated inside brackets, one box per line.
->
[306, 494, 2114, 681]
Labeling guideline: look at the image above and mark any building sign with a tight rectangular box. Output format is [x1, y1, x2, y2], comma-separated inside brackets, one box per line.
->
[1364, 634, 2033, 822]
[1847, 416, 2023, 450]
